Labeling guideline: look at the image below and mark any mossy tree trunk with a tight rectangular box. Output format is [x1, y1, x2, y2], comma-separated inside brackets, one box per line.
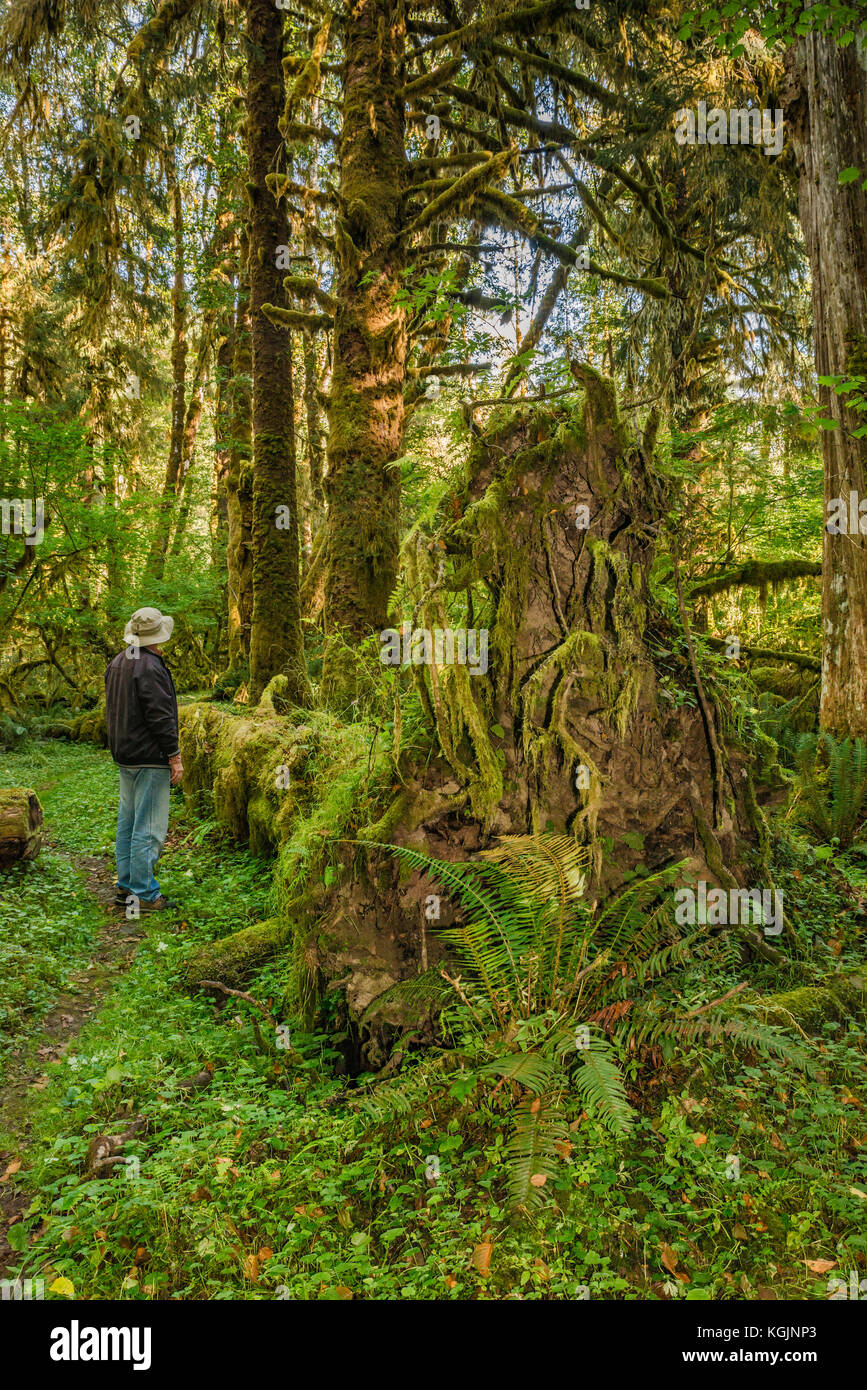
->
[225, 236, 254, 673]
[245, 0, 308, 705]
[785, 32, 867, 739]
[321, 0, 408, 700]
[148, 151, 187, 581]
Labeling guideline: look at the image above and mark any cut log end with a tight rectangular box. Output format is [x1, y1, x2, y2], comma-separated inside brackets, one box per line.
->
[0, 787, 44, 867]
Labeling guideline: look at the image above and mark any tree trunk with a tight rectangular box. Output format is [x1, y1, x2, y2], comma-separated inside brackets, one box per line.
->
[321, 0, 408, 700]
[785, 31, 867, 739]
[148, 153, 187, 579]
[212, 311, 235, 669]
[225, 239, 254, 674]
[168, 312, 216, 558]
[244, 0, 309, 705]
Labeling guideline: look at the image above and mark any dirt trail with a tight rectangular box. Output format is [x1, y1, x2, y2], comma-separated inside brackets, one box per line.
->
[0, 843, 142, 1278]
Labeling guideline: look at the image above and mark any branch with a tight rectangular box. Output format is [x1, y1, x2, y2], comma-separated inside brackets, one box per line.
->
[261, 304, 333, 332]
[691, 559, 821, 599]
[704, 638, 821, 673]
[282, 276, 338, 314]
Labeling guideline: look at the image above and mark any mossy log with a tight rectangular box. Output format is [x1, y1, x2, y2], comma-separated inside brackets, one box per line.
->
[183, 917, 285, 992]
[0, 787, 44, 866]
[746, 971, 867, 1033]
[179, 675, 315, 854]
[44, 704, 108, 747]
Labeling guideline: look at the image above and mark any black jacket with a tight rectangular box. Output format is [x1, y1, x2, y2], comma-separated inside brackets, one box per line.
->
[105, 647, 180, 767]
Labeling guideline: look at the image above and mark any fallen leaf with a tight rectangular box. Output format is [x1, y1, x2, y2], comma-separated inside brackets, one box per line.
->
[334, 1285, 353, 1300]
[693, 1132, 708, 1146]
[258, 1247, 273, 1261]
[244, 1253, 259, 1283]
[529, 1173, 547, 1187]
[472, 1242, 493, 1277]
[806, 1258, 836, 1275]
[0, 1159, 21, 1182]
[733, 1224, 749, 1241]
[660, 1242, 678, 1274]
[49, 1276, 75, 1298]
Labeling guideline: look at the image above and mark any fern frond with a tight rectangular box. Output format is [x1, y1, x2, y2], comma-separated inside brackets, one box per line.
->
[569, 1033, 635, 1135]
[503, 1097, 569, 1210]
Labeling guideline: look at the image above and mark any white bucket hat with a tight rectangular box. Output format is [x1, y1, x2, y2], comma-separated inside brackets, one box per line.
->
[123, 606, 175, 647]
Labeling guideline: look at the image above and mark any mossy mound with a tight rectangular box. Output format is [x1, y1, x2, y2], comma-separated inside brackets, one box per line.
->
[747, 971, 867, 1033]
[0, 787, 44, 866]
[183, 917, 285, 992]
[49, 703, 108, 747]
[179, 678, 317, 855]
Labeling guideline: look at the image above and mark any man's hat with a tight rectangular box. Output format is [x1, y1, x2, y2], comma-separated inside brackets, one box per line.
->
[123, 606, 175, 647]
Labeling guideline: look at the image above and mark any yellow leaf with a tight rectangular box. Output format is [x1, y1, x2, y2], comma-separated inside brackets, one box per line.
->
[49, 1276, 75, 1298]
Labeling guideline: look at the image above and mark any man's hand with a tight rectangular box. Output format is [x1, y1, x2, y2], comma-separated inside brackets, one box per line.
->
[168, 753, 184, 787]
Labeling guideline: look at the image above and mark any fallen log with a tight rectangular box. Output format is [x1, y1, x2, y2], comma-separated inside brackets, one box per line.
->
[0, 787, 44, 867]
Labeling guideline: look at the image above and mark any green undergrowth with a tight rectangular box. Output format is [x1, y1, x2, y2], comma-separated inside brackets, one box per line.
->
[2, 742, 866, 1300]
[0, 743, 118, 1065]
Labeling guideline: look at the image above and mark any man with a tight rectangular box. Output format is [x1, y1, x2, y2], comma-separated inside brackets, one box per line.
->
[105, 607, 184, 912]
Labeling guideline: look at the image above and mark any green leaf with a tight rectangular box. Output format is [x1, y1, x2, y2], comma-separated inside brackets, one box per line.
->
[838, 166, 862, 185]
[6, 1223, 29, 1252]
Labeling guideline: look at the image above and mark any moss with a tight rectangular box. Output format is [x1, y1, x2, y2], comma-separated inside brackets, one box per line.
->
[748, 982, 862, 1033]
[183, 917, 285, 991]
[0, 787, 44, 866]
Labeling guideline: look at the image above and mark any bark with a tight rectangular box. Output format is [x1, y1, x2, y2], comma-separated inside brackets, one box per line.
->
[168, 311, 216, 558]
[225, 237, 254, 673]
[302, 333, 325, 539]
[212, 313, 234, 667]
[148, 153, 187, 579]
[0, 788, 43, 866]
[321, 0, 408, 700]
[245, 0, 309, 705]
[785, 32, 867, 738]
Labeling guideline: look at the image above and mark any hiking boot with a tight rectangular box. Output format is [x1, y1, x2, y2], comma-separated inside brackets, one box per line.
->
[114, 889, 132, 906]
[139, 895, 178, 912]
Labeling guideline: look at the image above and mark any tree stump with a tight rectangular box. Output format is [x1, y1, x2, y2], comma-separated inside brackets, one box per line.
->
[0, 788, 44, 867]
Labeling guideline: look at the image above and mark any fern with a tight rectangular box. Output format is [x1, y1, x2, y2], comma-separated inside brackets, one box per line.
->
[793, 733, 867, 848]
[365, 833, 818, 1212]
[503, 1098, 569, 1210]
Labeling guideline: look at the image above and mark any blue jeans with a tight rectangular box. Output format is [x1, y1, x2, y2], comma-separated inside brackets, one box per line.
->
[115, 766, 171, 902]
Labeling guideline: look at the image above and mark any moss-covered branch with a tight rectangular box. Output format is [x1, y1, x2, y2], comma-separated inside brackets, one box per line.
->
[261, 304, 333, 332]
[691, 558, 822, 598]
[281, 276, 338, 314]
[704, 637, 821, 672]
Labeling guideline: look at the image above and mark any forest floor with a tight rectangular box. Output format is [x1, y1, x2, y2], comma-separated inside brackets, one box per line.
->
[0, 740, 865, 1301]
